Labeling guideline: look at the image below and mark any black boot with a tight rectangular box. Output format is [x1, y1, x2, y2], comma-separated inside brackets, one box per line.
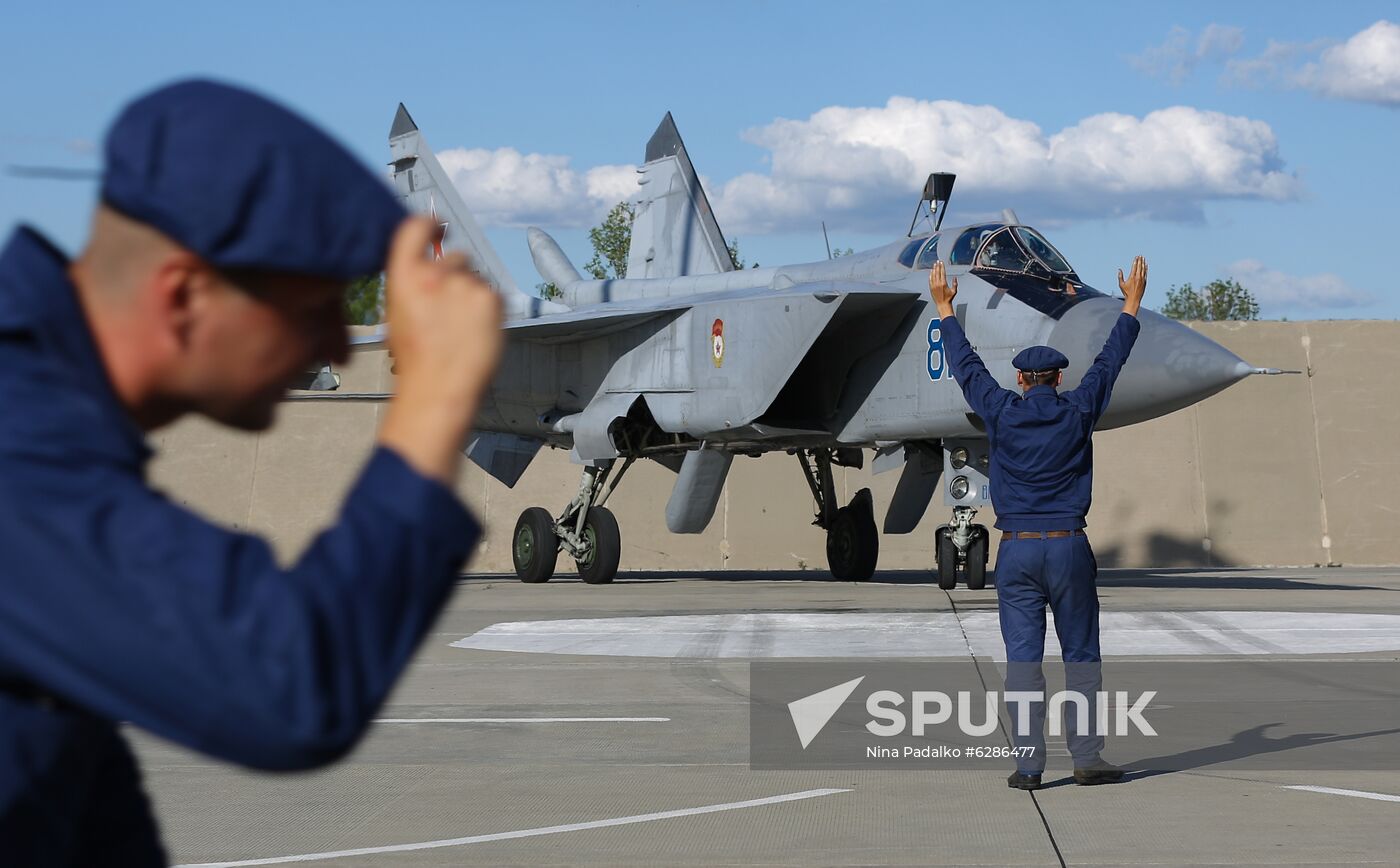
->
[1007, 771, 1043, 790]
[1073, 759, 1125, 785]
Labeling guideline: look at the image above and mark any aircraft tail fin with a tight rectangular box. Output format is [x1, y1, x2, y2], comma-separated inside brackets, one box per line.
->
[625, 113, 734, 280]
[388, 104, 567, 318]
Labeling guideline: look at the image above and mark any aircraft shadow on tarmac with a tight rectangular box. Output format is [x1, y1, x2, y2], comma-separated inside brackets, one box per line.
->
[1027, 723, 1400, 789]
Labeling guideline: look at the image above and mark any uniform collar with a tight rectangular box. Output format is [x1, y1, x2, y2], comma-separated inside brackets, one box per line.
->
[0, 226, 153, 464]
[1022, 384, 1060, 400]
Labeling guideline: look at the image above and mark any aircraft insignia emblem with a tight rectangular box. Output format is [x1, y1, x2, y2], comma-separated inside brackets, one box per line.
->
[712, 318, 725, 368]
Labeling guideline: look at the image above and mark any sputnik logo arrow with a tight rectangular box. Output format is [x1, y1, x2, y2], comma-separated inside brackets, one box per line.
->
[788, 676, 865, 749]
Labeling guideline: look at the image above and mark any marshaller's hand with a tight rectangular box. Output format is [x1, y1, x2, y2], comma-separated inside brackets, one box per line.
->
[1117, 255, 1147, 317]
[377, 216, 505, 485]
[928, 260, 958, 316]
[384, 216, 504, 403]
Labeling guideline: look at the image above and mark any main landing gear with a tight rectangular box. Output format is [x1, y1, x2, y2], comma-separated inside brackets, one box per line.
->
[512, 458, 634, 584]
[935, 505, 989, 591]
[795, 448, 879, 581]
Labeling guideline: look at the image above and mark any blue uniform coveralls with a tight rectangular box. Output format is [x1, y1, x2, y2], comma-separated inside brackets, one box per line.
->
[941, 312, 1139, 772]
[0, 228, 480, 864]
[0, 79, 482, 864]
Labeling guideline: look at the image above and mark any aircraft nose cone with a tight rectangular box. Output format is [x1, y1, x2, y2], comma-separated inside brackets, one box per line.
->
[1048, 298, 1252, 427]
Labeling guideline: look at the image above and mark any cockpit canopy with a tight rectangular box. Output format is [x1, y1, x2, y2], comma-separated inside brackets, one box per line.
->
[949, 224, 1077, 279]
[900, 223, 1078, 282]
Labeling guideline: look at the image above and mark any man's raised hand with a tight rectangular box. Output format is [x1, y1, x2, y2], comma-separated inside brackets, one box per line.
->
[1117, 255, 1147, 317]
[383, 216, 504, 404]
[928, 260, 958, 316]
[377, 216, 505, 485]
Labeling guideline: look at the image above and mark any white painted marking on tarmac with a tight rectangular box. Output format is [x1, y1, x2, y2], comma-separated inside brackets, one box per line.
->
[1283, 785, 1400, 803]
[374, 717, 670, 724]
[172, 787, 850, 867]
[450, 611, 1400, 659]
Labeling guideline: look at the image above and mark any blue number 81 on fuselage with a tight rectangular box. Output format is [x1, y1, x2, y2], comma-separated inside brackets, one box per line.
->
[928, 318, 949, 381]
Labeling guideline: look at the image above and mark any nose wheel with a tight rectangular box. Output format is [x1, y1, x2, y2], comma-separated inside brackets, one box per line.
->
[510, 458, 633, 585]
[935, 506, 989, 590]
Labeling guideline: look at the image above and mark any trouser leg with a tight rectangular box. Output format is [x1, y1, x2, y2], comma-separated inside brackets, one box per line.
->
[996, 539, 1048, 774]
[1046, 536, 1103, 765]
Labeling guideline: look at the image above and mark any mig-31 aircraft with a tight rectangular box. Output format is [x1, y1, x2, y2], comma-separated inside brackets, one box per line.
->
[335, 105, 1267, 588]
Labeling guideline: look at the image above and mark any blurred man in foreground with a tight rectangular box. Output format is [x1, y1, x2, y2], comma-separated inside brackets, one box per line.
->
[0, 79, 502, 864]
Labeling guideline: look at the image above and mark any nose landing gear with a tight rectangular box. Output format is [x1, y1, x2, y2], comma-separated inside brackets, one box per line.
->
[935, 505, 989, 590]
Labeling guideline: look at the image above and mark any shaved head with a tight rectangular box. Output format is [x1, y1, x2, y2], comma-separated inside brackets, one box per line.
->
[75, 204, 184, 298]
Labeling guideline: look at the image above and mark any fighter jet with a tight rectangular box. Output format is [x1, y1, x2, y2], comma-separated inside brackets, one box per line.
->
[355, 105, 1266, 587]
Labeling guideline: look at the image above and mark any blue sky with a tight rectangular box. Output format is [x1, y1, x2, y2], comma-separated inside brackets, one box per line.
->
[2, 1, 1397, 319]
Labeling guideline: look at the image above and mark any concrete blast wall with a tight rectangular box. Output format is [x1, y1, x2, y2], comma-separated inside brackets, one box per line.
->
[148, 321, 1400, 572]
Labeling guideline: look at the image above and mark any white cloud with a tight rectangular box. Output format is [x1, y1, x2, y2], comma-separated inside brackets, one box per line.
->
[1226, 259, 1373, 311]
[1131, 24, 1245, 84]
[1298, 20, 1400, 106]
[712, 97, 1299, 233]
[429, 97, 1299, 235]
[1227, 20, 1400, 107]
[435, 146, 634, 228]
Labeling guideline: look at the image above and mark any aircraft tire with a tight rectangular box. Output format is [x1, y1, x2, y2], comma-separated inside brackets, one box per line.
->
[965, 526, 989, 590]
[827, 489, 878, 581]
[935, 527, 958, 590]
[513, 507, 559, 584]
[576, 506, 621, 585]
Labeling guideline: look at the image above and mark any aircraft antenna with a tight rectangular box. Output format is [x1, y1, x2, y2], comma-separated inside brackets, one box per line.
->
[821, 221, 833, 260]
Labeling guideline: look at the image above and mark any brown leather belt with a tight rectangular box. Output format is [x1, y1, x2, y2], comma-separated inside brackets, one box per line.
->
[1001, 530, 1087, 541]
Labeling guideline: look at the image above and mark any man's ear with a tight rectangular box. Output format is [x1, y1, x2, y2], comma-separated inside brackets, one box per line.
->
[1055, 370, 1064, 388]
[146, 254, 205, 352]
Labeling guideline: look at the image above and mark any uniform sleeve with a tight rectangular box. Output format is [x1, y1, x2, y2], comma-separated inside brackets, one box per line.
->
[0, 444, 479, 771]
[1063, 312, 1142, 422]
[941, 315, 1015, 423]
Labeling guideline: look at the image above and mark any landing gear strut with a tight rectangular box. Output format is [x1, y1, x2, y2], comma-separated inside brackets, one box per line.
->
[796, 448, 879, 581]
[935, 505, 989, 590]
[511, 457, 634, 585]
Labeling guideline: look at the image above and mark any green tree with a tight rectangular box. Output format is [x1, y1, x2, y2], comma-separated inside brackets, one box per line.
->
[726, 238, 759, 269]
[344, 273, 384, 325]
[832, 246, 855, 258]
[536, 281, 561, 300]
[1161, 278, 1260, 322]
[584, 201, 635, 279]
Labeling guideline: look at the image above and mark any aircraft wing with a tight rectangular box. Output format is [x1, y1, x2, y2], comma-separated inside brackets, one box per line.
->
[509, 280, 913, 340]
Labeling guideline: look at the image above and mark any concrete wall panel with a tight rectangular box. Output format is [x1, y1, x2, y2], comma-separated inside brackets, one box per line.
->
[1191, 322, 1328, 566]
[1306, 322, 1400, 565]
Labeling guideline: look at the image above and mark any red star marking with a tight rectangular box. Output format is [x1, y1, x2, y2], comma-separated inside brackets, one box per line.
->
[429, 194, 449, 260]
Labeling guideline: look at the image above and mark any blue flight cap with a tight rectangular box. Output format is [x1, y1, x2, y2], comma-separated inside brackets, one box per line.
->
[1012, 345, 1069, 372]
[100, 79, 405, 281]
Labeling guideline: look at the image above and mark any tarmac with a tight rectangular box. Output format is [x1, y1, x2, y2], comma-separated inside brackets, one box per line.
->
[134, 566, 1400, 867]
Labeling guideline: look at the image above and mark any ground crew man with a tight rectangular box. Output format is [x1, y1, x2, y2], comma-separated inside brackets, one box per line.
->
[0, 79, 503, 863]
[928, 256, 1147, 790]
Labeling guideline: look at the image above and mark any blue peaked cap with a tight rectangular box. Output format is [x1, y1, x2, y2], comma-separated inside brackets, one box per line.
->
[1012, 345, 1070, 372]
[101, 79, 405, 281]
